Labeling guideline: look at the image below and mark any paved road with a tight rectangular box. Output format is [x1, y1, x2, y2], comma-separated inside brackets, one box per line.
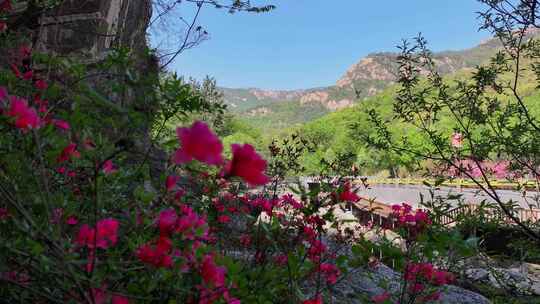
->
[357, 184, 540, 209]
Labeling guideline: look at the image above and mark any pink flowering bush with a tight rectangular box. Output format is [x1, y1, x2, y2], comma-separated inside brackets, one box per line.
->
[0, 36, 359, 301]
[356, 203, 467, 303]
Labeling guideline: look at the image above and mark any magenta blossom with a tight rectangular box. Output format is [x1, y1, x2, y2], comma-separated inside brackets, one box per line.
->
[174, 121, 223, 165]
[225, 144, 270, 186]
[6, 96, 41, 130]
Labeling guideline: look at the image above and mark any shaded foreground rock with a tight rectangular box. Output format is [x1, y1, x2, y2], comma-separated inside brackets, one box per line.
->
[465, 262, 540, 296]
[328, 263, 491, 304]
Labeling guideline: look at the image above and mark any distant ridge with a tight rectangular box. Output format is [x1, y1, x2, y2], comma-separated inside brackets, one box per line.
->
[220, 31, 540, 129]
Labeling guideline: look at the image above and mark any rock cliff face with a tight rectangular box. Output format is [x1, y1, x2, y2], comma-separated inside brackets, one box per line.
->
[36, 0, 152, 61]
[249, 88, 305, 101]
[336, 55, 397, 88]
[28, 0, 163, 180]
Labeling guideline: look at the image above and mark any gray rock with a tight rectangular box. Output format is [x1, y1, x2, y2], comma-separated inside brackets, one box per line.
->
[329, 263, 491, 304]
[438, 285, 492, 304]
[465, 265, 540, 296]
[466, 268, 490, 281]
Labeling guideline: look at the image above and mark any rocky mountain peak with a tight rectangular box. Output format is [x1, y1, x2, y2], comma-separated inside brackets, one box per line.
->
[336, 53, 398, 89]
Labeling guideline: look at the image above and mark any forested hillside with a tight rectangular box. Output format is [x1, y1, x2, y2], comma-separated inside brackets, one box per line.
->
[222, 29, 540, 176]
[222, 31, 537, 131]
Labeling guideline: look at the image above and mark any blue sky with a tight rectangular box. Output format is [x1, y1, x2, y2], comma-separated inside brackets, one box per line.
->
[153, 1, 490, 90]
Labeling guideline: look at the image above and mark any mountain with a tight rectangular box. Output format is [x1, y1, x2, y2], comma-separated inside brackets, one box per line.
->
[220, 31, 538, 129]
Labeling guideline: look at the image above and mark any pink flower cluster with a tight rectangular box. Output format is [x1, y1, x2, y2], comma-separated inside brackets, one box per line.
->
[447, 159, 512, 179]
[281, 193, 303, 210]
[339, 182, 360, 202]
[57, 143, 80, 163]
[404, 262, 454, 301]
[1, 48, 70, 133]
[405, 262, 454, 286]
[174, 121, 269, 187]
[135, 206, 239, 303]
[391, 203, 431, 228]
[74, 218, 120, 273]
[3, 95, 41, 130]
[75, 218, 119, 250]
[318, 263, 340, 284]
[137, 236, 174, 268]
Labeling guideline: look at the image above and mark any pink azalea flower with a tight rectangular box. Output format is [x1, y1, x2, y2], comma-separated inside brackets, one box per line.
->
[339, 182, 360, 202]
[75, 218, 119, 249]
[303, 298, 322, 304]
[112, 295, 129, 304]
[319, 263, 340, 284]
[1, 270, 29, 286]
[66, 215, 78, 225]
[414, 210, 432, 226]
[432, 270, 454, 286]
[102, 160, 118, 174]
[225, 144, 269, 186]
[157, 208, 178, 236]
[176, 206, 208, 240]
[34, 79, 48, 90]
[6, 96, 41, 130]
[307, 239, 327, 262]
[165, 175, 179, 192]
[174, 189, 185, 201]
[273, 254, 288, 266]
[402, 203, 412, 214]
[239, 234, 251, 247]
[91, 288, 107, 304]
[19, 45, 31, 58]
[95, 218, 119, 248]
[57, 143, 80, 163]
[137, 236, 173, 268]
[409, 283, 425, 293]
[217, 215, 231, 224]
[281, 194, 303, 209]
[174, 121, 223, 165]
[52, 119, 70, 130]
[303, 226, 317, 240]
[200, 254, 226, 287]
[22, 70, 33, 81]
[34, 97, 48, 114]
